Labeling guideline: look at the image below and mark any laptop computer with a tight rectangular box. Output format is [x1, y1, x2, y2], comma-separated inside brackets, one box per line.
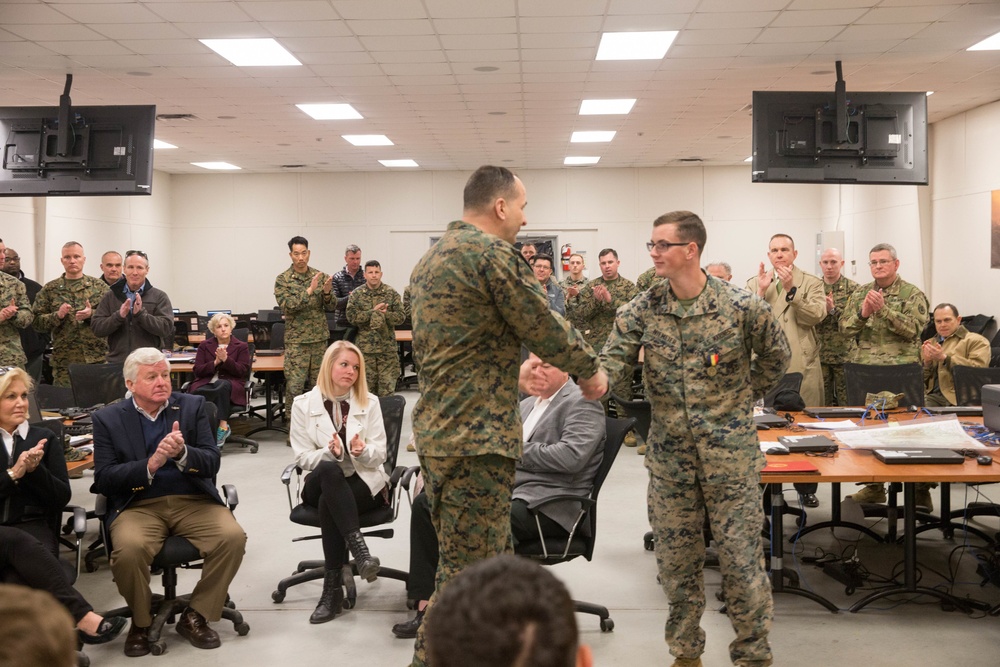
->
[873, 448, 966, 464]
[777, 435, 839, 453]
[924, 406, 983, 417]
[804, 407, 868, 419]
[754, 413, 790, 429]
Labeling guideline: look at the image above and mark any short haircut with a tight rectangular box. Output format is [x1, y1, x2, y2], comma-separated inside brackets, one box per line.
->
[346, 244, 362, 255]
[207, 312, 236, 334]
[706, 261, 732, 274]
[653, 210, 707, 254]
[425, 555, 579, 667]
[533, 254, 554, 270]
[769, 233, 795, 250]
[0, 368, 33, 414]
[288, 236, 309, 251]
[463, 165, 519, 213]
[569, 253, 584, 263]
[316, 341, 369, 409]
[124, 348, 167, 382]
[933, 303, 959, 318]
[101, 251, 122, 262]
[598, 248, 618, 260]
[364, 260, 381, 270]
[870, 242, 897, 259]
[62, 241, 83, 250]
[520, 243, 536, 251]
[0, 585, 76, 667]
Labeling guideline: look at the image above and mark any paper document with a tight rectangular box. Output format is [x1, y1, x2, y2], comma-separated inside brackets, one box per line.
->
[835, 415, 986, 450]
[799, 420, 858, 431]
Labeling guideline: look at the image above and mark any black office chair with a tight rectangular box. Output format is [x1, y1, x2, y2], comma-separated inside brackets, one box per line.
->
[844, 362, 924, 408]
[515, 415, 634, 632]
[763, 372, 804, 407]
[96, 403, 249, 656]
[272, 394, 410, 609]
[35, 383, 76, 410]
[953, 365, 1000, 406]
[67, 363, 127, 410]
[249, 320, 274, 350]
[173, 320, 190, 349]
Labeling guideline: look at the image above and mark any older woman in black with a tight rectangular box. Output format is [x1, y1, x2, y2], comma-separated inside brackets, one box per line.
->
[0, 367, 126, 645]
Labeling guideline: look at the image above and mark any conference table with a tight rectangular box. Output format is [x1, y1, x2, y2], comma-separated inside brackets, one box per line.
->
[168, 352, 288, 436]
[760, 411, 1000, 613]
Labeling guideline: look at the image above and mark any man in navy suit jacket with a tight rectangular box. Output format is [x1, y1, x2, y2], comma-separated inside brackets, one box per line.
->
[92, 348, 246, 657]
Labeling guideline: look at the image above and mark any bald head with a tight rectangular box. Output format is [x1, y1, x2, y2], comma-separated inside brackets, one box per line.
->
[819, 248, 844, 283]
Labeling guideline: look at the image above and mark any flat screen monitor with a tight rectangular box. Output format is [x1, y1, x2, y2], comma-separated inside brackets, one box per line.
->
[0, 104, 155, 196]
[206, 310, 232, 317]
[751, 91, 927, 186]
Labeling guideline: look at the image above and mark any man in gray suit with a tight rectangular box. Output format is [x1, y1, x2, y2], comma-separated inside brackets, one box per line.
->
[391, 354, 606, 639]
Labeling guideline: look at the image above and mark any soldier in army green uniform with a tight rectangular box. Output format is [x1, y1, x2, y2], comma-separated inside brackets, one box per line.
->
[32, 242, 109, 386]
[346, 260, 405, 396]
[816, 248, 858, 406]
[601, 211, 790, 667]
[0, 239, 33, 369]
[560, 253, 589, 332]
[636, 266, 664, 292]
[408, 166, 608, 667]
[840, 243, 932, 507]
[274, 236, 335, 422]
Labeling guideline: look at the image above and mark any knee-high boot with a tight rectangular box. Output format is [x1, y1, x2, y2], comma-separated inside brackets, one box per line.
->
[345, 530, 380, 582]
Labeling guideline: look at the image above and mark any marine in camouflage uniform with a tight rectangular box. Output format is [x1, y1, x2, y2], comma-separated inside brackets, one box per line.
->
[0, 271, 32, 369]
[817, 274, 858, 405]
[409, 167, 602, 667]
[601, 211, 790, 666]
[274, 249, 334, 422]
[636, 266, 664, 292]
[346, 272, 405, 396]
[32, 274, 109, 386]
[560, 274, 589, 332]
[576, 268, 637, 409]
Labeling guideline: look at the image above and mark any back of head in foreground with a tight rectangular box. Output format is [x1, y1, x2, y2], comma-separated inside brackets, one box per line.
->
[425, 554, 592, 667]
[0, 584, 76, 667]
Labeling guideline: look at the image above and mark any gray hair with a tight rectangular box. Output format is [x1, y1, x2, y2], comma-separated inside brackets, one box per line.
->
[345, 244, 361, 254]
[705, 261, 731, 274]
[869, 243, 897, 259]
[207, 312, 236, 334]
[124, 348, 167, 382]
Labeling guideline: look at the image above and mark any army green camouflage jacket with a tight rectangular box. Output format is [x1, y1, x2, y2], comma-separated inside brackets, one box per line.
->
[0, 272, 32, 367]
[840, 275, 928, 364]
[560, 275, 589, 331]
[32, 274, 109, 360]
[410, 220, 599, 459]
[346, 282, 405, 356]
[274, 265, 334, 346]
[575, 275, 638, 349]
[636, 267, 664, 292]
[600, 276, 791, 484]
[817, 275, 858, 364]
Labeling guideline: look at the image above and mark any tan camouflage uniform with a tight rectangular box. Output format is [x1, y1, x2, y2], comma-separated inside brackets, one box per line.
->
[601, 276, 790, 665]
[0, 272, 33, 368]
[32, 274, 109, 386]
[274, 265, 333, 420]
[576, 275, 638, 408]
[346, 282, 405, 396]
[817, 275, 858, 405]
[840, 275, 929, 364]
[409, 220, 599, 667]
[922, 325, 991, 406]
[636, 267, 664, 292]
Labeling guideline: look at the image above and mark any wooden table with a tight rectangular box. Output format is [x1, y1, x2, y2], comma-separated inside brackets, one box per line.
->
[395, 329, 412, 342]
[67, 452, 94, 474]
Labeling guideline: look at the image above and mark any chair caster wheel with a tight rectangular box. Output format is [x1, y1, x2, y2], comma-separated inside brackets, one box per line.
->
[225, 599, 235, 609]
[85, 561, 99, 573]
[235, 622, 250, 636]
[600, 618, 614, 632]
[150, 640, 167, 656]
[343, 597, 356, 610]
[271, 590, 285, 603]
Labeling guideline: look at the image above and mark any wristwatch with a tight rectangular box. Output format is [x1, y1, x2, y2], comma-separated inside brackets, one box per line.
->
[784, 286, 797, 302]
[6, 468, 17, 484]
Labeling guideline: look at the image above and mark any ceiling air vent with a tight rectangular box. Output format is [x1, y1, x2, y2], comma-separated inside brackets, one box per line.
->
[156, 113, 197, 121]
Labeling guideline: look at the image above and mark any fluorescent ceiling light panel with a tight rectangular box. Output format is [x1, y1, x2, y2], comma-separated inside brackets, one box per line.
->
[571, 131, 616, 143]
[596, 31, 677, 60]
[200, 38, 301, 66]
[968, 31, 1000, 51]
[153, 139, 176, 149]
[343, 135, 393, 146]
[192, 162, 241, 170]
[580, 99, 636, 115]
[297, 103, 363, 120]
[379, 159, 419, 168]
[926, 91, 934, 96]
[564, 157, 600, 165]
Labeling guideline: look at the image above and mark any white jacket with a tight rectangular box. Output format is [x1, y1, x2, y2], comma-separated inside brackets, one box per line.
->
[290, 386, 389, 496]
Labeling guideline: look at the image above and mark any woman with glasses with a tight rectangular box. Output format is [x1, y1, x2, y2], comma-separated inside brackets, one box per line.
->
[0, 367, 127, 645]
[188, 313, 251, 445]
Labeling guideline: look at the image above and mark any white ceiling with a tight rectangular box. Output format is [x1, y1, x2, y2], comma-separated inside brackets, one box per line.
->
[1, 0, 998, 174]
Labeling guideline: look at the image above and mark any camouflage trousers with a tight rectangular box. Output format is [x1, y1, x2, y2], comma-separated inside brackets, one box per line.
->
[51, 352, 108, 388]
[821, 361, 847, 406]
[362, 350, 400, 397]
[648, 470, 773, 664]
[283, 341, 326, 420]
[411, 454, 517, 667]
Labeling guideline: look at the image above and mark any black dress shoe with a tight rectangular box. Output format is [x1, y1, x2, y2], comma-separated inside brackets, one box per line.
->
[124, 624, 151, 658]
[79, 616, 128, 645]
[391, 609, 425, 639]
[800, 493, 820, 508]
[176, 607, 221, 649]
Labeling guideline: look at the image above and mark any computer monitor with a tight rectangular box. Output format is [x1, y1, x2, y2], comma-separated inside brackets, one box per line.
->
[206, 309, 232, 317]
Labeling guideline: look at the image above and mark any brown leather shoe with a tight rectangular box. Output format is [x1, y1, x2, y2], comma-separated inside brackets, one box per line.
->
[176, 607, 221, 649]
[124, 623, 151, 657]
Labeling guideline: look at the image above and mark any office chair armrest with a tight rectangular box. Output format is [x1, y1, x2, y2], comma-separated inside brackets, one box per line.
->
[221, 484, 239, 510]
[65, 505, 88, 537]
[181, 380, 192, 392]
[280, 462, 299, 485]
[399, 465, 421, 490]
[93, 494, 108, 519]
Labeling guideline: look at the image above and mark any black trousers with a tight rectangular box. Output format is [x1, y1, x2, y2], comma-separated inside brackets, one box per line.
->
[0, 525, 92, 623]
[301, 461, 386, 569]
[405, 492, 568, 603]
[192, 380, 233, 422]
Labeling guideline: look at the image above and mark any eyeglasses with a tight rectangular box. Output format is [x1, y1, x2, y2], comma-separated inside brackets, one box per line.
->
[125, 250, 147, 259]
[3, 256, 18, 263]
[868, 259, 894, 267]
[646, 240, 689, 253]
